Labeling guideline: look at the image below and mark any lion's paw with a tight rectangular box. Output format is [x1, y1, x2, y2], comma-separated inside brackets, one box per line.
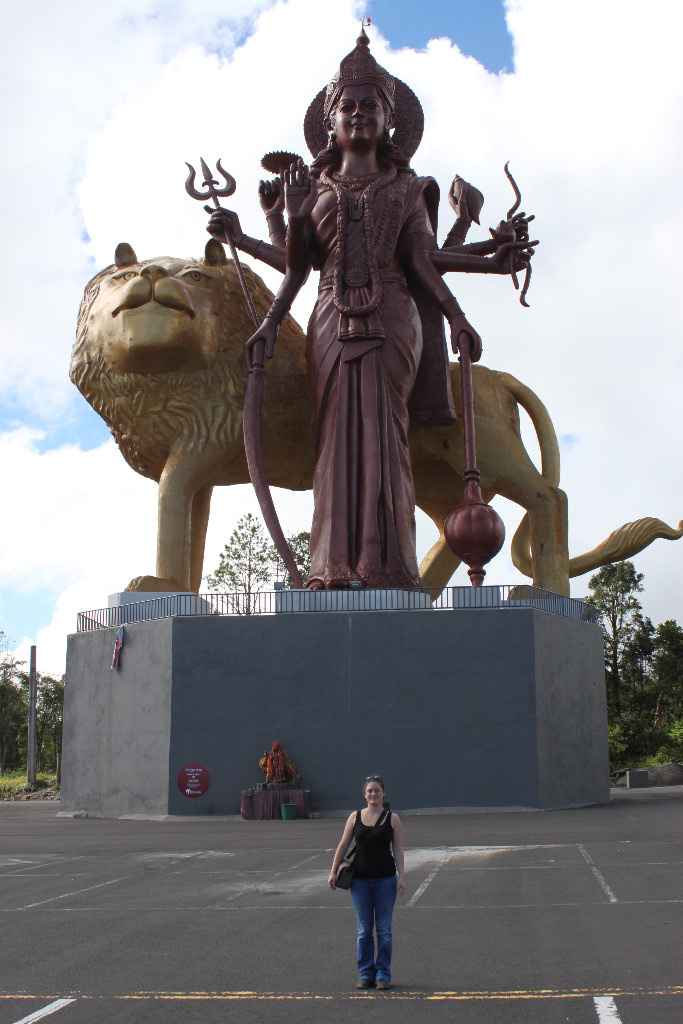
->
[125, 575, 187, 593]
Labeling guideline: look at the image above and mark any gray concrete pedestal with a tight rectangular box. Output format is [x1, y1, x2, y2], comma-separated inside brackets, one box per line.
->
[62, 608, 608, 816]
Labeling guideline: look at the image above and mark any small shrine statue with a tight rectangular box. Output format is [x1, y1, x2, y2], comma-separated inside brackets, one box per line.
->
[208, 25, 535, 590]
[259, 741, 298, 785]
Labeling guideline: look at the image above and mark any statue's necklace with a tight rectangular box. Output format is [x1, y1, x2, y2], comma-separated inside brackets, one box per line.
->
[331, 170, 381, 191]
[322, 167, 397, 317]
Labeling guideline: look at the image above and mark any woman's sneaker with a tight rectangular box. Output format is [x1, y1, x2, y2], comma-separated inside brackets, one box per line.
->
[356, 978, 375, 989]
[376, 979, 392, 990]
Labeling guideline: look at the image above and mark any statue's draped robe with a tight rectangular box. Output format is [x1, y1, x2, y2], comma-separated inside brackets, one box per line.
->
[305, 168, 452, 589]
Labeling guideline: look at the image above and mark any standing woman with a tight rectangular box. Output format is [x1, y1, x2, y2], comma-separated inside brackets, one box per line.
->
[328, 776, 406, 989]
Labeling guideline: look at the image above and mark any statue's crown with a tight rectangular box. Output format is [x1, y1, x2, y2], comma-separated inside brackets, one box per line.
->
[324, 27, 396, 119]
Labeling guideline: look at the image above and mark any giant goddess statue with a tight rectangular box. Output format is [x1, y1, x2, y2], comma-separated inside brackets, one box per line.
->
[207, 27, 534, 590]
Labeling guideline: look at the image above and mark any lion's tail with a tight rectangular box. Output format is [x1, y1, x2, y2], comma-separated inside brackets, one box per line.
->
[568, 517, 683, 579]
[501, 376, 683, 578]
[495, 372, 561, 578]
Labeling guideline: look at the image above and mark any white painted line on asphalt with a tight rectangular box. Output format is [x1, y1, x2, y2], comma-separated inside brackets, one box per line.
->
[407, 850, 449, 907]
[20, 876, 130, 910]
[578, 845, 618, 903]
[10, 998, 76, 1023]
[428, 864, 574, 873]
[215, 851, 326, 904]
[579, 860, 683, 868]
[278, 851, 324, 875]
[0, 874, 82, 879]
[231, 847, 330, 854]
[594, 995, 623, 1021]
[0, 859, 83, 879]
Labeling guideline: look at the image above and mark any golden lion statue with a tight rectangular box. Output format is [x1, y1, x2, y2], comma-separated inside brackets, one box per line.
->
[70, 240, 682, 597]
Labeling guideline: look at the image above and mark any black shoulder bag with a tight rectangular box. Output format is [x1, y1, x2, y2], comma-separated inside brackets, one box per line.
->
[335, 805, 391, 891]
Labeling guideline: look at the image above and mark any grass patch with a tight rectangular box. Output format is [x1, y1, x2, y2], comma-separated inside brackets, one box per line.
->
[0, 771, 58, 800]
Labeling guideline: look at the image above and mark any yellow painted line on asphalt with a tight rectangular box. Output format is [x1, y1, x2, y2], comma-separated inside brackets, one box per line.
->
[119, 986, 683, 1002]
[2, 985, 682, 1002]
[7, 896, 683, 912]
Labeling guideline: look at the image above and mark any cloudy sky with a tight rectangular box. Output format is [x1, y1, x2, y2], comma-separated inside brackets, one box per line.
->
[1, 0, 682, 673]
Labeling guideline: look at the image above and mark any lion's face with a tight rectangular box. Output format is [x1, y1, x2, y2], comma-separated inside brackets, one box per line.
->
[86, 247, 230, 373]
[71, 239, 307, 481]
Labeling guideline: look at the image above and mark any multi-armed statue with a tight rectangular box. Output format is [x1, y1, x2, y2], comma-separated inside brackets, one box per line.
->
[193, 25, 536, 590]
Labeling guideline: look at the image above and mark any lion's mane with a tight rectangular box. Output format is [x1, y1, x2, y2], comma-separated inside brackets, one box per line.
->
[70, 259, 281, 481]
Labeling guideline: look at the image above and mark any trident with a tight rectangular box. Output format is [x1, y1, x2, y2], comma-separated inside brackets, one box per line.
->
[184, 156, 304, 589]
[184, 157, 259, 328]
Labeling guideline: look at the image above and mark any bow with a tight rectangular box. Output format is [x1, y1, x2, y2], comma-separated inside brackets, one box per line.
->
[243, 339, 304, 588]
[184, 157, 303, 588]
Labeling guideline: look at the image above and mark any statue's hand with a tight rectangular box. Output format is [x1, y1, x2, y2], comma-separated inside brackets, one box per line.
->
[450, 313, 483, 363]
[492, 238, 538, 275]
[245, 316, 278, 367]
[489, 217, 516, 247]
[490, 210, 534, 245]
[259, 177, 285, 215]
[207, 207, 243, 247]
[284, 159, 317, 220]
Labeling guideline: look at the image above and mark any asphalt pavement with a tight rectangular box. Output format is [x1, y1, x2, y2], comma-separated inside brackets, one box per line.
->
[1, 788, 682, 1023]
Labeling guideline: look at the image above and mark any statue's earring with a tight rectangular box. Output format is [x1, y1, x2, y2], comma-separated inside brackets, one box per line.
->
[327, 129, 337, 149]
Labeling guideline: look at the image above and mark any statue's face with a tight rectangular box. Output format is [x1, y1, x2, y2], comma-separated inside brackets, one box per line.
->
[332, 84, 388, 152]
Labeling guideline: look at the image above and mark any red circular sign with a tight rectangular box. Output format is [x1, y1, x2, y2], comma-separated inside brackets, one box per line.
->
[177, 763, 210, 798]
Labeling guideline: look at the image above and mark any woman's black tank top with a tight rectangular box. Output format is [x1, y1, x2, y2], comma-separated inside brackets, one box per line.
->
[352, 808, 395, 879]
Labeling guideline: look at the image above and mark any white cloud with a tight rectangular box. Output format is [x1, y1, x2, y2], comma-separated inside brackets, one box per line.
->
[0, 429, 154, 592]
[3, 0, 683, 671]
[0, 0, 273, 417]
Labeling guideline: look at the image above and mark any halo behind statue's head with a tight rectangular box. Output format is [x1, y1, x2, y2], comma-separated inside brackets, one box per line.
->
[304, 28, 424, 161]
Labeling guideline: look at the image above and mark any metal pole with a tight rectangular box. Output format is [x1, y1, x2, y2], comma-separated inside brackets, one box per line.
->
[27, 645, 37, 788]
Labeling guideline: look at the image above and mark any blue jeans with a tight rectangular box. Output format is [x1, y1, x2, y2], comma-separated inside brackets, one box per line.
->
[350, 875, 397, 982]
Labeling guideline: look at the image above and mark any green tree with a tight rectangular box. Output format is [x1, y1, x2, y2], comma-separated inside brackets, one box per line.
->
[587, 561, 644, 716]
[651, 620, 683, 725]
[607, 722, 628, 774]
[621, 615, 655, 691]
[36, 676, 64, 777]
[0, 657, 27, 774]
[207, 515, 312, 611]
[616, 615, 661, 762]
[207, 513, 277, 613]
[618, 618, 683, 764]
[269, 530, 312, 586]
[588, 562, 683, 771]
[654, 719, 683, 763]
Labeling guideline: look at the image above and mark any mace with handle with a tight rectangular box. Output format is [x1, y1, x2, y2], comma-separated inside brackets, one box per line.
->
[444, 334, 506, 586]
